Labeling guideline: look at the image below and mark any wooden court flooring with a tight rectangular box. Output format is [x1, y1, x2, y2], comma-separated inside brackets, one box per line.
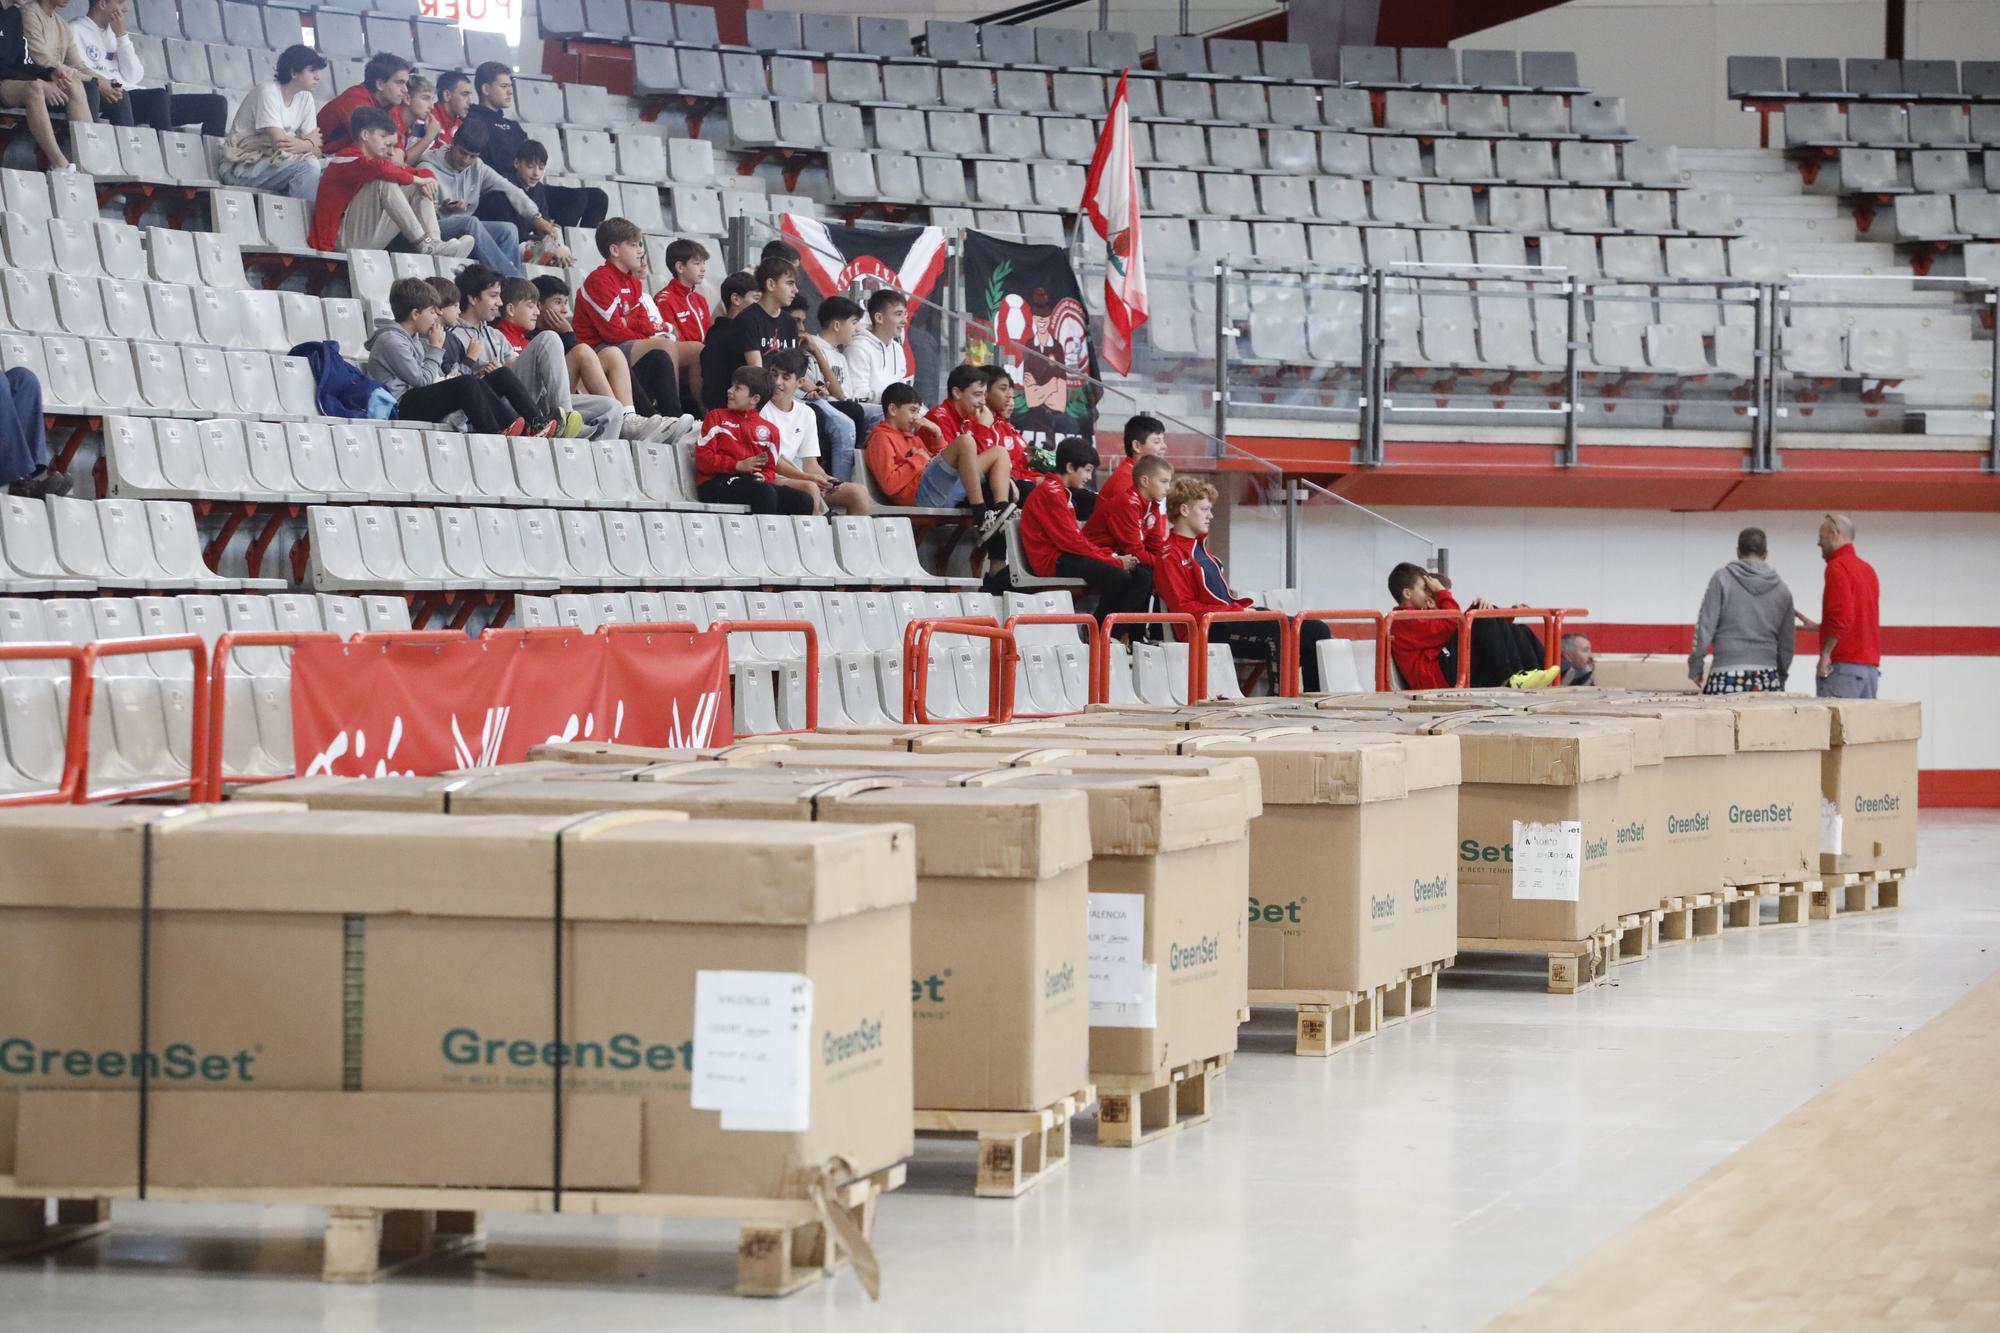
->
[1490, 971, 2000, 1331]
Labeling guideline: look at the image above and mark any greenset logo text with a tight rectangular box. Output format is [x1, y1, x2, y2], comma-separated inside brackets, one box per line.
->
[1667, 812, 1710, 834]
[0, 1038, 256, 1082]
[1729, 803, 1794, 825]
[1249, 896, 1304, 923]
[442, 1028, 692, 1072]
[1413, 874, 1450, 903]
[1169, 936, 1219, 972]
[1045, 963, 1076, 998]
[823, 1016, 884, 1066]
[1854, 793, 1901, 813]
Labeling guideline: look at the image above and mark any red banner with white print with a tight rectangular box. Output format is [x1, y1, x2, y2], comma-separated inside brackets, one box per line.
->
[289, 631, 733, 777]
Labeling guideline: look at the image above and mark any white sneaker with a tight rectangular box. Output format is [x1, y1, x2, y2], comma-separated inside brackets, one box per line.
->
[423, 235, 476, 260]
[617, 413, 652, 441]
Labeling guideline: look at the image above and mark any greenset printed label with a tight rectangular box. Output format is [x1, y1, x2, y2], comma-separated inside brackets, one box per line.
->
[1667, 812, 1710, 835]
[1044, 962, 1076, 998]
[1729, 802, 1795, 825]
[1369, 894, 1395, 921]
[1585, 837, 1610, 862]
[823, 1016, 884, 1066]
[1412, 874, 1450, 904]
[1616, 820, 1647, 846]
[1168, 936, 1219, 972]
[1854, 793, 1901, 814]
[1248, 896, 1306, 924]
[1460, 839, 1515, 864]
[441, 1028, 693, 1073]
[0, 1038, 256, 1083]
[911, 972, 949, 1004]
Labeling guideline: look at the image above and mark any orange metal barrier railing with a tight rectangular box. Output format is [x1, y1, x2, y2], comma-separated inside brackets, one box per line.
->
[902, 617, 1015, 725]
[1293, 609, 1387, 695]
[1195, 609, 1299, 700]
[202, 631, 341, 802]
[78, 636, 209, 804]
[1101, 612, 1198, 703]
[1001, 613, 1106, 716]
[0, 643, 88, 805]
[709, 618, 821, 733]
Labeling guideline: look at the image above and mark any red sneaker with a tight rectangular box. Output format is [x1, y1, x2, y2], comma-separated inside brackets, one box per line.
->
[500, 417, 527, 437]
[537, 417, 562, 437]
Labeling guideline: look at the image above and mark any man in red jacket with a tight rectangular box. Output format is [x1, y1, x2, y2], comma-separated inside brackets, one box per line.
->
[1020, 437, 1151, 622]
[1157, 477, 1332, 691]
[317, 52, 412, 156]
[1797, 512, 1881, 698]
[308, 107, 471, 257]
[1386, 562, 1557, 690]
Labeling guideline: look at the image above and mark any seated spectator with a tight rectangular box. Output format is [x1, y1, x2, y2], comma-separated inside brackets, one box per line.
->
[1386, 563, 1556, 689]
[842, 290, 915, 412]
[572, 218, 688, 420]
[1096, 413, 1168, 516]
[307, 107, 472, 258]
[865, 383, 1015, 529]
[0, 0, 85, 171]
[697, 271, 759, 412]
[762, 239, 801, 266]
[928, 366, 1023, 506]
[761, 350, 870, 516]
[466, 63, 607, 227]
[497, 276, 629, 413]
[366, 277, 549, 437]
[451, 263, 624, 441]
[71, 0, 225, 136]
[219, 43, 326, 200]
[983, 367, 1039, 481]
[0, 366, 70, 497]
[1561, 633, 1595, 686]
[1021, 437, 1153, 622]
[1083, 453, 1171, 567]
[432, 70, 471, 146]
[318, 52, 411, 157]
[531, 275, 579, 353]
[423, 119, 563, 276]
[700, 258, 800, 410]
[1157, 478, 1333, 690]
[20, 0, 94, 128]
[654, 239, 713, 343]
[418, 274, 572, 437]
[695, 367, 812, 515]
[784, 297, 858, 483]
[399, 73, 441, 165]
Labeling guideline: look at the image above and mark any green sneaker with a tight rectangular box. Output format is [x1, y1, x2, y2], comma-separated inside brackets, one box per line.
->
[558, 409, 587, 438]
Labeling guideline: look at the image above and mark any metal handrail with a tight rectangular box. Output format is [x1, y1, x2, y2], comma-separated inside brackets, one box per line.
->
[1380, 608, 1465, 691]
[1195, 608, 1297, 699]
[79, 636, 209, 804]
[710, 618, 821, 734]
[1003, 613, 1107, 714]
[0, 644, 88, 805]
[1101, 612, 1199, 703]
[203, 631, 341, 802]
[902, 618, 1015, 725]
[1293, 609, 1387, 695]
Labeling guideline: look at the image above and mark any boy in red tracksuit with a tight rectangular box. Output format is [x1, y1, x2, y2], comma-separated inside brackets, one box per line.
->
[317, 53, 412, 156]
[1095, 412, 1170, 519]
[307, 107, 460, 255]
[1157, 477, 1334, 692]
[1385, 561, 1555, 690]
[1083, 453, 1171, 567]
[573, 217, 689, 420]
[1020, 437, 1152, 622]
[694, 367, 812, 515]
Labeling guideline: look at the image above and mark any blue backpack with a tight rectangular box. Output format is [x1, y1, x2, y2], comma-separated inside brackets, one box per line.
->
[289, 340, 396, 419]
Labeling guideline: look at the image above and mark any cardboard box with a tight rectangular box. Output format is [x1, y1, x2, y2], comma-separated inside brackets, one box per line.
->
[0, 806, 916, 1200]
[1817, 698, 1921, 874]
[1593, 656, 1700, 692]
[1188, 734, 1462, 995]
[1486, 714, 1665, 919]
[1527, 701, 1735, 902]
[1423, 716, 1632, 942]
[1686, 697, 1830, 885]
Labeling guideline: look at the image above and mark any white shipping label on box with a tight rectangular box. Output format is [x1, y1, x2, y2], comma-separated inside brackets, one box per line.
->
[1090, 964, 1158, 1029]
[1820, 797, 1843, 856]
[1511, 820, 1583, 902]
[1087, 892, 1149, 1005]
[691, 970, 813, 1133]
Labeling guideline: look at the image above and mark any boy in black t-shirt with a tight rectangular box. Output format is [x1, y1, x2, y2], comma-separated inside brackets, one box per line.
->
[732, 256, 802, 368]
[697, 271, 760, 413]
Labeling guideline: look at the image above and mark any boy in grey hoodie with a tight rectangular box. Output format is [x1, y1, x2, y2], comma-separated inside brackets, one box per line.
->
[1689, 526, 1795, 693]
[364, 278, 546, 436]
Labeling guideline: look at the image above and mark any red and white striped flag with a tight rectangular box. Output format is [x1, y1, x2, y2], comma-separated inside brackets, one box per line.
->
[1082, 69, 1147, 375]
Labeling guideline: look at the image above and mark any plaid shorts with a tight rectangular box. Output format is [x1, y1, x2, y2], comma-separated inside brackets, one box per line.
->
[1703, 667, 1784, 695]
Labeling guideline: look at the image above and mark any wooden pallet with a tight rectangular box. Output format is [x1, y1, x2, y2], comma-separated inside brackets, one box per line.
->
[1658, 892, 1722, 943]
[0, 1166, 904, 1299]
[1455, 932, 1612, 994]
[0, 1198, 113, 1261]
[1094, 1054, 1228, 1148]
[1813, 867, 1910, 919]
[1614, 910, 1661, 964]
[1381, 959, 1450, 1026]
[913, 1087, 1093, 1199]
[1723, 879, 1814, 927]
[1718, 884, 1767, 931]
[1249, 986, 1380, 1055]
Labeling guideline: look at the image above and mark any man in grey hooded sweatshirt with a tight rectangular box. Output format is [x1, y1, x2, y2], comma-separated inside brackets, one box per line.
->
[1689, 526, 1795, 693]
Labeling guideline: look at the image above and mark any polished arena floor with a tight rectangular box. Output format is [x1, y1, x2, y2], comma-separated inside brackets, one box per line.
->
[3, 812, 1994, 1332]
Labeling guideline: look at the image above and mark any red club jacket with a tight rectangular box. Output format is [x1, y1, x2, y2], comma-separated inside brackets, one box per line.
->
[1021, 474, 1116, 577]
[1819, 544, 1881, 665]
[695, 408, 780, 485]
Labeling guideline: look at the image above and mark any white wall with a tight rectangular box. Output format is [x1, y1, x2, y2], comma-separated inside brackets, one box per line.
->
[1223, 503, 2000, 772]
[1455, 0, 2000, 149]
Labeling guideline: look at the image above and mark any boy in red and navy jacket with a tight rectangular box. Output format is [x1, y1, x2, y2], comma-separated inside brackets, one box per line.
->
[694, 367, 812, 515]
[1020, 438, 1152, 623]
[573, 218, 693, 420]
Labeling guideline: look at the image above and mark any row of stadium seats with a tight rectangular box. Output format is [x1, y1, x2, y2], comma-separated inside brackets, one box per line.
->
[1785, 103, 2000, 149]
[1132, 176, 1723, 236]
[0, 496, 276, 592]
[1892, 195, 2000, 242]
[1829, 147, 2000, 194]
[1729, 55, 2000, 102]
[308, 507, 970, 595]
[4, 270, 368, 358]
[1148, 227, 1770, 281]
[3, 333, 317, 419]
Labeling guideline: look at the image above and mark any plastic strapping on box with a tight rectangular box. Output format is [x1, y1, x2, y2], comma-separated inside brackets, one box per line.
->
[806, 1156, 883, 1301]
[438, 775, 482, 813]
[137, 819, 155, 1200]
[341, 916, 365, 1092]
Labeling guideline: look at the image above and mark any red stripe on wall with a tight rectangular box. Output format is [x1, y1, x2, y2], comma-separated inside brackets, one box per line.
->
[1920, 771, 2000, 808]
[1570, 624, 2000, 656]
